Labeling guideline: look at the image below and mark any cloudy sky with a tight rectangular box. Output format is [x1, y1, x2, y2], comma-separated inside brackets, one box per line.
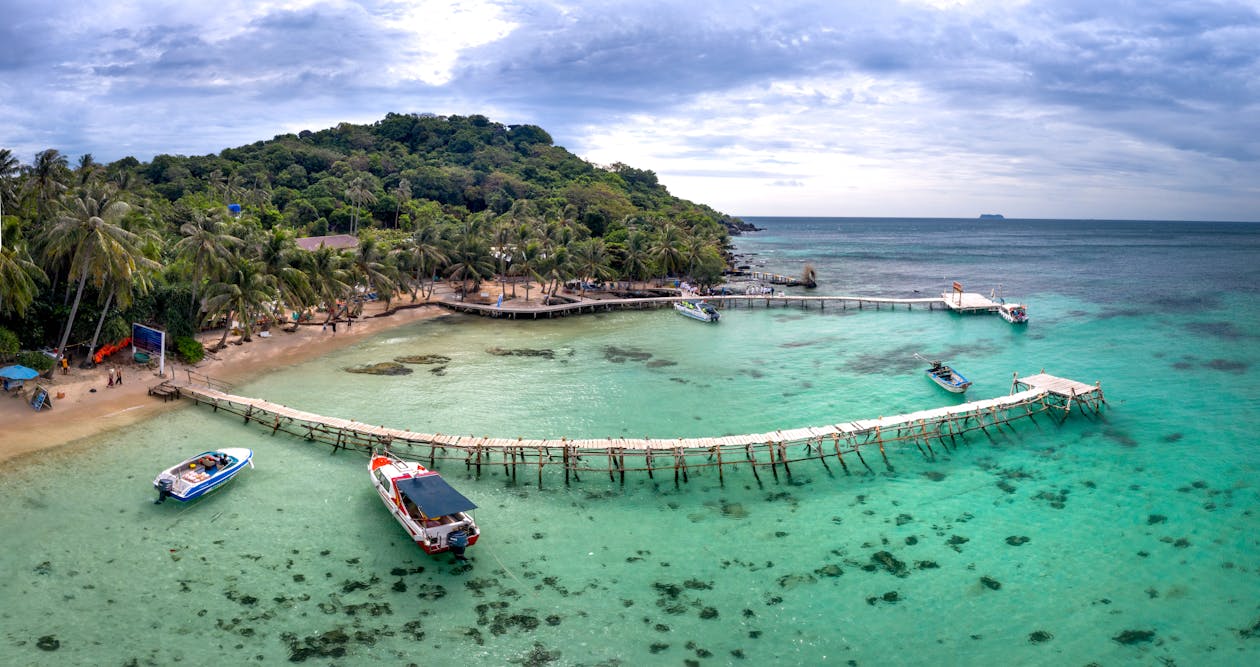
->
[2, 0, 1258, 220]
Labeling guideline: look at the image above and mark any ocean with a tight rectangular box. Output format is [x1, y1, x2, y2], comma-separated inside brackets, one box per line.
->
[1, 217, 1258, 666]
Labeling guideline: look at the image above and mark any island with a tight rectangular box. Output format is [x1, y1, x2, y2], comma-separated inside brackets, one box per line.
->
[979, 213, 1005, 219]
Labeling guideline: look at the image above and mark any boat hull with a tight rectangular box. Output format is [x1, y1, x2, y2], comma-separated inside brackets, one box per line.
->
[370, 454, 480, 555]
[926, 368, 971, 393]
[674, 300, 720, 322]
[153, 448, 253, 502]
[998, 304, 1029, 324]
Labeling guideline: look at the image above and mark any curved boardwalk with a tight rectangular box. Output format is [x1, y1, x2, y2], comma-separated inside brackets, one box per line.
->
[161, 372, 1104, 486]
[438, 292, 962, 319]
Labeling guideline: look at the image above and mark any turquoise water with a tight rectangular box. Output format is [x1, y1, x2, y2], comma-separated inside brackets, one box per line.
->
[2, 218, 1259, 666]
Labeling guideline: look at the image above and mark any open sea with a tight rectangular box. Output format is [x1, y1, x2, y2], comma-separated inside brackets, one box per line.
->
[2, 217, 1259, 666]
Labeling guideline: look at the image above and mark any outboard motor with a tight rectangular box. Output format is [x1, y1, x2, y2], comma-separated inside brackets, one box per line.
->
[154, 478, 174, 504]
[448, 529, 469, 561]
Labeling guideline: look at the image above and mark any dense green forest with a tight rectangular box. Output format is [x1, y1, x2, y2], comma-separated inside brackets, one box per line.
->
[0, 113, 743, 368]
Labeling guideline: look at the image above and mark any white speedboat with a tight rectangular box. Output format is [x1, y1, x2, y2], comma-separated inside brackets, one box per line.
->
[998, 302, 1029, 324]
[674, 299, 720, 322]
[370, 452, 480, 557]
[153, 448, 253, 503]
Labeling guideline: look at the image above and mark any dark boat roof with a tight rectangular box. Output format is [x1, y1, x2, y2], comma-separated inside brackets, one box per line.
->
[396, 474, 477, 517]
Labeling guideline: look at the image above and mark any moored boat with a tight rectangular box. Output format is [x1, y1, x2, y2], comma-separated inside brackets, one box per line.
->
[998, 302, 1029, 324]
[153, 448, 253, 503]
[369, 452, 480, 557]
[915, 354, 972, 393]
[674, 299, 720, 322]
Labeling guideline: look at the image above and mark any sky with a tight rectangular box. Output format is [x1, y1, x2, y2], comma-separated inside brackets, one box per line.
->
[1, 0, 1258, 221]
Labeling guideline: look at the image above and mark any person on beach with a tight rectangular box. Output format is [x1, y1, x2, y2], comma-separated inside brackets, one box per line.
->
[116, 369, 123, 386]
[107, 368, 115, 387]
[60, 357, 69, 374]
[331, 321, 337, 335]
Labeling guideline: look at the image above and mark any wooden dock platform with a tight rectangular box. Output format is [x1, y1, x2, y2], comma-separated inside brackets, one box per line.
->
[161, 369, 1105, 487]
[440, 293, 948, 319]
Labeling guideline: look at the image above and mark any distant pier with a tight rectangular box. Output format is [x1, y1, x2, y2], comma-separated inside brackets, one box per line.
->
[156, 370, 1104, 487]
[438, 292, 1009, 319]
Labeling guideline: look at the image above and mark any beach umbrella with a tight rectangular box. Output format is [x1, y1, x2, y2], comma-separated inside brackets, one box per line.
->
[0, 365, 40, 380]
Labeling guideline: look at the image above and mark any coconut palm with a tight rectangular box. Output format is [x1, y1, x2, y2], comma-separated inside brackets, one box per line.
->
[511, 238, 545, 303]
[24, 149, 69, 222]
[173, 207, 241, 317]
[248, 226, 312, 316]
[0, 148, 18, 250]
[345, 175, 376, 235]
[346, 234, 399, 310]
[303, 244, 352, 324]
[650, 223, 686, 284]
[446, 216, 494, 299]
[392, 179, 411, 228]
[490, 220, 515, 299]
[620, 229, 653, 289]
[40, 185, 144, 360]
[201, 258, 278, 348]
[571, 237, 615, 296]
[403, 222, 449, 300]
[0, 243, 44, 318]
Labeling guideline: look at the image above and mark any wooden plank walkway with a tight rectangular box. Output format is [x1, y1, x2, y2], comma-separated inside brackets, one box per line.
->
[440, 293, 957, 319]
[163, 370, 1106, 486]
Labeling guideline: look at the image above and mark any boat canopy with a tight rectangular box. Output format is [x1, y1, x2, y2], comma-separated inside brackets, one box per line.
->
[396, 475, 477, 517]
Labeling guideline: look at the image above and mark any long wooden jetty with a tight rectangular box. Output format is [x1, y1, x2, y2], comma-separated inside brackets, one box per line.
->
[156, 370, 1105, 486]
[440, 293, 968, 319]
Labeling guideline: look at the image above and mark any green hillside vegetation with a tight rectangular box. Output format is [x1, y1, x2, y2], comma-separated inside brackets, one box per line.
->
[0, 113, 742, 362]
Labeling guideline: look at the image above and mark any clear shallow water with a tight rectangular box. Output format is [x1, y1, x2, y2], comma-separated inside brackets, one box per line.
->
[2, 218, 1259, 666]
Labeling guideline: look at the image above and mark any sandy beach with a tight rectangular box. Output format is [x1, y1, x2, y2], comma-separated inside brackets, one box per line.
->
[0, 298, 451, 465]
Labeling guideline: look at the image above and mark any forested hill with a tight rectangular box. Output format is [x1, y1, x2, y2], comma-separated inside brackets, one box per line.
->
[145, 112, 744, 238]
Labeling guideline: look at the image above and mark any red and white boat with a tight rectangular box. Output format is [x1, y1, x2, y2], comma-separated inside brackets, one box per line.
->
[369, 452, 480, 556]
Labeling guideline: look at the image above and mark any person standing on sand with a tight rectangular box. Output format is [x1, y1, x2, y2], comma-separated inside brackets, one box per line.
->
[116, 369, 123, 386]
[107, 368, 115, 387]
[60, 357, 69, 374]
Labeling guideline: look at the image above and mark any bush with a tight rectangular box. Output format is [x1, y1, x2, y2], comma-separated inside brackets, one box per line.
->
[0, 327, 18, 361]
[174, 336, 205, 364]
[18, 350, 54, 373]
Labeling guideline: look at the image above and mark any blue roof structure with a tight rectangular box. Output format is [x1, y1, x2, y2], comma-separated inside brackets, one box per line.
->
[0, 365, 40, 380]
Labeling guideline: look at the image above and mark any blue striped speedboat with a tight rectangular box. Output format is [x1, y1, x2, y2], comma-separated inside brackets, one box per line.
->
[153, 448, 253, 503]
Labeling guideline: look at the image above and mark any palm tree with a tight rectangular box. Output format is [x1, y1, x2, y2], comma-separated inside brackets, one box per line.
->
[446, 216, 494, 299]
[303, 244, 351, 324]
[248, 227, 312, 318]
[621, 229, 653, 289]
[490, 220, 515, 299]
[75, 154, 102, 186]
[345, 176, 377, 235]
[0, 148, 19, 251]
[571, 238, 615, 296]
[24, 149, 69, 223]
[346, 234, 399, 310]
[201, 258, 278, 348]
[650, 223, 686, 285]
[511, 239, 545, 303]
[173, 207, 241, 317]
[404, 223, 449, 300]
[0, 243, 45, 318]
[40, 185, 143, 360]
[392, 179, 411, 228]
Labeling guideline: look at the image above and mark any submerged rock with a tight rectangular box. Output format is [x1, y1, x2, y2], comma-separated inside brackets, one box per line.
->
[345, 362, 412, 376]
[1028, 630, 1054, 644]
[36, 636, 60, 651]
[488, 347, 555, 359]
[1005, 536, 1030, 546]
[980, 576, 1002, 590]
[1112, 629, 1156, 645]
[395, 354, 451, 364]
[870, 551, 909, 578]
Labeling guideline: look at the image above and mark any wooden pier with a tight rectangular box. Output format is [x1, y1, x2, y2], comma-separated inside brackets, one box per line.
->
[157, 370, 1105, 487]
[440, 293, 956, 319]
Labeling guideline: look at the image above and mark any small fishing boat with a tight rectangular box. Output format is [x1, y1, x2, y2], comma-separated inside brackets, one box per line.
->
[370, 452, 480, 557]
[674, 299, 720, 322]
[997, 302, 1029, 324]
[153, 448, 253, 503]
[916, 354, 972, 393]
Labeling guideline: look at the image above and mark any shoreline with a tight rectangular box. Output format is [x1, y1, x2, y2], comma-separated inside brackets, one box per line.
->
[0, 299, 450, 466]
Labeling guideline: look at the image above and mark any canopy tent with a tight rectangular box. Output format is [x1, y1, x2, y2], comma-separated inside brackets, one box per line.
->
[396, 475, 477, 518]
[0, 365, 40, 380]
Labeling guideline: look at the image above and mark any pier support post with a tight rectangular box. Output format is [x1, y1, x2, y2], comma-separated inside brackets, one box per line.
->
[832, 435, 850, 475]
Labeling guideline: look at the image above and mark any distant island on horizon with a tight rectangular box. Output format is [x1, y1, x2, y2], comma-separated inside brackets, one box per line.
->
[979, 213, 1005, 219]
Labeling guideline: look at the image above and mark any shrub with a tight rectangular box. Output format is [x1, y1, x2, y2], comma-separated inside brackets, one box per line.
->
[18, 350, 54, 373]
[0, 327, 18, 361]
[173, 336, 205, 364]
